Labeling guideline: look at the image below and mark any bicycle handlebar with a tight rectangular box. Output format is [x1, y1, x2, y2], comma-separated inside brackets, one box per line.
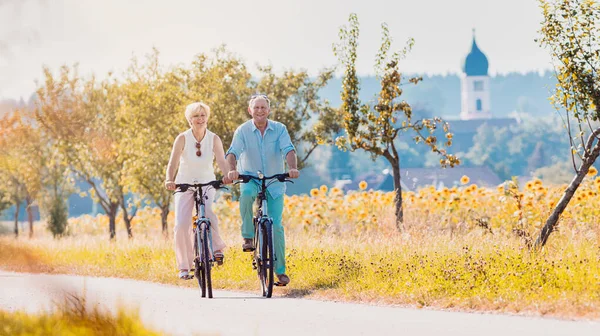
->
[237, 173, 292, 184]
[174, 180, 227, 193]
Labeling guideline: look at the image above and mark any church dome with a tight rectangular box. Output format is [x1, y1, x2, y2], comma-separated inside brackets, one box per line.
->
[462, 32, 489, 76]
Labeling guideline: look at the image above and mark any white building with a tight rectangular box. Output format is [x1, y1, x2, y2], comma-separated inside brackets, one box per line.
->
[460, 30, 491, 120]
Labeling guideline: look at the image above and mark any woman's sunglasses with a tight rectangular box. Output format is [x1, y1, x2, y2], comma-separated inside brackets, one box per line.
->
[195, 141, 202, 157]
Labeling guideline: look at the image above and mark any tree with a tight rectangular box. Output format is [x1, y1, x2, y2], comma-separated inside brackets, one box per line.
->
[0, 108, 43, 238]
[254, 66, 342, 168]
[35, 66, 135, 240]
[536, 0, 600, 247]
[120, 49, 188, 236]
[331, 14, 459, 229]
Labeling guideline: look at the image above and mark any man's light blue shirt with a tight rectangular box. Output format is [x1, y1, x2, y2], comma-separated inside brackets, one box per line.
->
[226, 119, 295, 199]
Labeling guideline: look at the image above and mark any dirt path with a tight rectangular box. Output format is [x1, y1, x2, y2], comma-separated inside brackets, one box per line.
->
[1, 270, 598, 336]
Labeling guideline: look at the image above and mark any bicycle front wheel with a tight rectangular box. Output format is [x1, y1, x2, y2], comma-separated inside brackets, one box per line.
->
[258, 219, 274, 298]
[194, 228, 206, 297]
[202, 225, 213, 299]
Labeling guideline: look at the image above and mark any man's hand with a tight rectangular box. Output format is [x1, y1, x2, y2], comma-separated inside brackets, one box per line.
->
[288, 168, 300, 179]
[165, 181, 176, 191]
[222, 176, 233, 185]
[228, 170, 239, 181]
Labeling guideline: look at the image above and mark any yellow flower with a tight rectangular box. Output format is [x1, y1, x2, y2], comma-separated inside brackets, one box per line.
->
[359, 181, 368, 190]
[330, 187, 342, 195]
[310, 188, 320, 197]
[588, 166, 598, 176]
[320, 185, 328, 194]
[525, 181, 534, 190]
[460, 175, 470, 185]
[533, 179, 543, 186]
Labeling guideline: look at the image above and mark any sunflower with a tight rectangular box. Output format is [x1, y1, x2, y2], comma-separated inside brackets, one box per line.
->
[310, 188, 320, 197]
[460, 175, 470, 185]
[359, 180, 368, 190]
[588, 166, 598, 176]
[320, 185, 328, 193]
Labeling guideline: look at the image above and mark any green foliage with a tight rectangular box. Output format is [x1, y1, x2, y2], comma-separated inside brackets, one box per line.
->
[46, 194, 68, 237]
[331, 13, 459, 224]
[464, 116, 572, 179]
[332, 14, 459, 166]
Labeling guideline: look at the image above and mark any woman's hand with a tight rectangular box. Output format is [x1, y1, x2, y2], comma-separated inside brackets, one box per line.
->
[165, 181, 176, 191]
[222, 176, 233, 185]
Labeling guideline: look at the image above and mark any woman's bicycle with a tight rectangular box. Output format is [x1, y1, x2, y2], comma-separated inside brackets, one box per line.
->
[175, 180, 226, 298]
[236, 171, 293, 298]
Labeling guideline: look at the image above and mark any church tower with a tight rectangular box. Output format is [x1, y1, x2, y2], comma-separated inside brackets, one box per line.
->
[460, 30, 491, 120]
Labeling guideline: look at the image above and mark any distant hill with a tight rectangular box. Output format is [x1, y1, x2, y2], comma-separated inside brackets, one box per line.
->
[319, 71, 557, 118]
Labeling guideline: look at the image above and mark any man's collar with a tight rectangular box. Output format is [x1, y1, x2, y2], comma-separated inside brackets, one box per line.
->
[251, 119, 274, 132]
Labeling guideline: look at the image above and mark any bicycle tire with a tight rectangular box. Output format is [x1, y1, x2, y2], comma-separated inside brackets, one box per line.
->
[256, 218, 274, 298]
[202, 225, 213, 299]
[264, 219, 275, 298]
[195, 228, 206, 297]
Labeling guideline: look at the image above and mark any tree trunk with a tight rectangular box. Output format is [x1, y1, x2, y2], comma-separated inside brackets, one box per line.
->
[383, 151, 403, 230]
[122, 207, 133, 239]
[535, 138, 600, 248]
[390, 158, 403, 229]
[26, 198, 34, 239]
[160, 204, 170, 238]
[108, 203, 119, 241]
[25, 195, 35, 239]
[13, 201, 20, 238]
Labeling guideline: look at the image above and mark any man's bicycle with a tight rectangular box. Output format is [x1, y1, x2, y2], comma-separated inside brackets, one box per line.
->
[236, 171, 293, 298]
[175, 180, 226, 298]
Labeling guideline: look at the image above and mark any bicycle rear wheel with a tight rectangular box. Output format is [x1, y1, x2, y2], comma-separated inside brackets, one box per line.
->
[202, 225, 213, 299]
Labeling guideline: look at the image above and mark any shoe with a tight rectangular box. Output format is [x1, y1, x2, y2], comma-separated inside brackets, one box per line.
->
[214, 251, 225, 265]
[242, 238, 254, 252]
[276, 273, 290, 286]
[178, 270, 192, 280]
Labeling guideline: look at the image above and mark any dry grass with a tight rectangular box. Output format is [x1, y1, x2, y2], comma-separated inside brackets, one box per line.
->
[0, 294, 165, 336]
[2, 177, 600, 319]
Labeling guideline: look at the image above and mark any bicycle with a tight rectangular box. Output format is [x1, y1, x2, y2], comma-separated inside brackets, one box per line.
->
[236, 171, 293, 298]
[174, 180, 226, 298]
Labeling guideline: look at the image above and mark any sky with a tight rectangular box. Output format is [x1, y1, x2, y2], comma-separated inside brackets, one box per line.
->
[0, 0, 552, 100]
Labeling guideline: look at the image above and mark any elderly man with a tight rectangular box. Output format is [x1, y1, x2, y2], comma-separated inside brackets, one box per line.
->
[226, 94, 300, 286]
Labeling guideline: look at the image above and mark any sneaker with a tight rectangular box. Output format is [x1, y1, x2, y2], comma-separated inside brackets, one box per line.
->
[178, 270, 191, 280]
[242, 238, 254, 252]
[214, 251, 225, 265]
[276, 273, 290, 285]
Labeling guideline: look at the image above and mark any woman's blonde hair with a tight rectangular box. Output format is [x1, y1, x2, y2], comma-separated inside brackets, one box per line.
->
[184, 102, 211, 124]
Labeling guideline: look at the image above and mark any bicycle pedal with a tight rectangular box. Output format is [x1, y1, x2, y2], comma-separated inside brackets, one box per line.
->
[243, 247, 255, 252]
[274, 282, 287, 287]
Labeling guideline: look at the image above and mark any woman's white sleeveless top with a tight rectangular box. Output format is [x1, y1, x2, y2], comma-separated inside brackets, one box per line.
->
[175, 128, 216, 184]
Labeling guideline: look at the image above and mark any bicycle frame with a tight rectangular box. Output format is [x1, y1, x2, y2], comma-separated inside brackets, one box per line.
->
[174, 180, 225, 298]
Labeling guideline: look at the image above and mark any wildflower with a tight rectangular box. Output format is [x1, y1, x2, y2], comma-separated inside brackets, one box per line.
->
[533, 179, 543, 186]
[320, 185, 328, 194]
[460, 175, 470, 185]
[310, 188, 320, 197]
[359, 181, 368, 190]
[330, 187, 342, 195]
[588, 166, 598, 176]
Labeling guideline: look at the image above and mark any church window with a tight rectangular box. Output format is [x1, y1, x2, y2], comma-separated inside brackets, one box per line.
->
[476, 99, 482, 111]
[474, 80, 484, 91]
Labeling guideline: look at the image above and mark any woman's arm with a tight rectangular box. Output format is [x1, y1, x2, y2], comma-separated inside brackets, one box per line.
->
[165, 134, 185, 190]
[213, 134, 231, 183]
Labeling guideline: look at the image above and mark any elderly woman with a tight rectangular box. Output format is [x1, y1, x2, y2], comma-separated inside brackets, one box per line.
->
[165, 102, 230, 280]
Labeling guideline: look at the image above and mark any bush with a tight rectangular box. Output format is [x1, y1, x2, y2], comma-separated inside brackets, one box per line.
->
[47, 195, 68, 237]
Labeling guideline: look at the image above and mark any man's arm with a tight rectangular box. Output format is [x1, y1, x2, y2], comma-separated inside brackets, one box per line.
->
[285, 150, 299, 178]
[225, 128, 244, 180]
[226, 153, 239, 180]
